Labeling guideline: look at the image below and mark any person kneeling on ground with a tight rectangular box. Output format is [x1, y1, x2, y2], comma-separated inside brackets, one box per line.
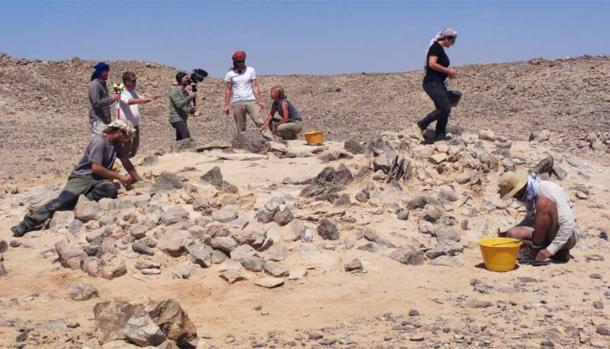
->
[11, 120, 142, 237]
[262, 85, 303, 140]
[168, 71, 197, 141]
[498, 169, 580, 263]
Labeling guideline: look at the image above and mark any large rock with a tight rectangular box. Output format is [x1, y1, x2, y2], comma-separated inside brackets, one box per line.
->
[151, 172, 184, 193]
[263, 261, 289, 277]
[478, 129, 497, 141]
[157, 230, 193, 257]
[148, 299, 197, 348]
[533, 154, 554, 176]
[69, 282, 99, 301]
[230, 244, 257, 262]
[200, 166, 223, 187]
[231, 131, 269, 154]
[49, 211, 75, 230]
[55, 241, 87, 269]
[256, 197, 294, 226]
[283, 219, 305, 242]
[186, 244, 214, 267]
[124, 315, 166, 347]
[210, 236, 237, 254]
[212, 207, 238, 223]
[317, 219, 339, 240]
[434, 226, 461, 242]
[425, 241, 464, 259]
[99, 254, 127, 279]
[390, 247, 424, 265]
[344, 139, 364, 154]
[160, 206, 189, 225]
[74, 197, 101, 222]
[94, 300, 146, 344]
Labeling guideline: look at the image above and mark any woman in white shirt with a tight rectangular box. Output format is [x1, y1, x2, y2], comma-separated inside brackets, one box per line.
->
[223, 51, 267, 132]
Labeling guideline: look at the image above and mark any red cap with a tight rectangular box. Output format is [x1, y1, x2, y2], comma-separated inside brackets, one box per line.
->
[232, 50, 246, 61]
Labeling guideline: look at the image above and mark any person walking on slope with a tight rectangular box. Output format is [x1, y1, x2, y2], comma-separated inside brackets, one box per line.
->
[116, 71, 161, 157]
[263, 85, 303, 140]
[224, 51, 267, 132]
[498, 169, 580, 263]
[11, 120, 142, 237]
[89, 62, 120, 134]
[168, 71, 197, 141]
[417, 27, 458, 143]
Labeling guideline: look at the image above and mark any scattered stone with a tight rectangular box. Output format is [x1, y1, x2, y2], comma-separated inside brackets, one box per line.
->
[344, 258, 363, 272]
[344, 139, 365, 154]
[160, 206, 189, 225]
[212, 207, 238, 223]
[266, 245, 289, 261]
[390, 247, 424, 265]
[407, 196, 428, 210]
[593, 301, 604, 310]
[200, 166, 223, 187]
[210, 236, 237, 254]
[70, 282, 99, 301]
[149, 299, 198, 348]
[9, 240, 21, 248]
[478, 129, 497, 141]
[94, 300, 146, 344]
[55, 241, 86, 269]
[231, 131, 270, 154]
[283, 219, 305, 242]
[186, 244, 214, 267]
[533, 155, 554, 175]
[254, 277, 285, 288]
[596, 325, 610, 336]
[466, 299, 493, 308]
[0, 239, 7, 253]
[425, 241, 463, 259]
[241, 256, 265, 272]
[219, 269, 247, 284]
[124, 315, 166, 347]
[157, 230, 193, 257]
[355, 189, 370, 202]
[74, 197, 101, 222]
[264, 261, 289, 277]
[408, 309, 420, 316]
[151, 172, 184, 192]
[434, 226, 461, 242]
[317, 218, 339, 240]
[99, 254, 127, 279]
[396, 209, 409, 220]
[132, 241, 155, 256]
[430, 255, 464, 267]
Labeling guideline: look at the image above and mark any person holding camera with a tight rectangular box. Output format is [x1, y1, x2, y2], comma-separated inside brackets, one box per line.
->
[416, 27, 458, 143]
[89, 62, 120, 134]
[116, 71, 161, 157]
[224, 51, 267, 132]
[168, 71, 196, 141]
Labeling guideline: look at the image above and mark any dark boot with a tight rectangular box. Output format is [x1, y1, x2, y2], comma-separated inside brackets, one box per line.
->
[550, 249, 571, 263]
[11, 222, 31, 237]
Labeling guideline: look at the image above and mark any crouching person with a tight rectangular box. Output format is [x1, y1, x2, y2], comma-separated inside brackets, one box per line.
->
[263, 85, 303, 140]
[498, 169, 579, 263]
[11, 120, 142, 237]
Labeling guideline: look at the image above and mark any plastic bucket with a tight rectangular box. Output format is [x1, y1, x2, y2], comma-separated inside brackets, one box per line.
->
[479, 237, 521, 272]
[304, 130, 324, 145]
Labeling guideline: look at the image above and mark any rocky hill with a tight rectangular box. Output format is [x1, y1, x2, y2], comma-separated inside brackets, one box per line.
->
[0, 53, 609, 179]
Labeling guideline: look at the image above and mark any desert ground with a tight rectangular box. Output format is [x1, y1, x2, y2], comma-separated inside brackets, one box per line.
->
[0, 54, 609, 348]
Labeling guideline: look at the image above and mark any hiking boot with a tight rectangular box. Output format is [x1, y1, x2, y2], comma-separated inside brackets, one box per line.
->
[434, 134, 448, 142]
[550, 249, 571, 263]
[416, 121, 426, 133]
[10, 222, 30, 238]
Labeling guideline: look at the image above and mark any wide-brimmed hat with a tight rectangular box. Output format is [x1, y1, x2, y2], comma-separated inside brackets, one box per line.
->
[104, 119, 135, 141]
[498, 169, 528, 199]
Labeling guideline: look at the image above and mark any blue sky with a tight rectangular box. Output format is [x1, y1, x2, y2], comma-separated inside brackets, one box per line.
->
[1, 0, 608, 77]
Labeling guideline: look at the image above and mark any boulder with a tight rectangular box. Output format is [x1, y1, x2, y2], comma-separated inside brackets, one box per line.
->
[533, 154, 554, 176]
[344, 139, 364, 154]
[212, 207, 238, 223]
[74, 197, 101, 222]
[160, 206, 189, 225]
[230, 244, 257, 262]
[157, 230, 193, 257]
[69, 282, 99, 301]
[99, 254, 127, 279]
[49, 211, 75, 230]
[149, 299, 197, 347]
[231, 131, 269, 154]
[283, 219, 305, 242]
[241, 256, 265, 272]
[55, 241, 87, 269]
[434, 226, 461, 242]
[200, 166, 223, 187]
[317, 218, 339, 240]
[263, 261, 289, 277]
[151, 172, 184, 193]
[94, 300, 146, 344]
[124, 315, 166, 347]
[210, 236, 237, 254]
[390, 247, 424, 265]
[186, 244, 214, 267]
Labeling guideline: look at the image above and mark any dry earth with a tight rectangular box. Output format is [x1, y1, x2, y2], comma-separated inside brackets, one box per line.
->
[0, 54, 610, 349]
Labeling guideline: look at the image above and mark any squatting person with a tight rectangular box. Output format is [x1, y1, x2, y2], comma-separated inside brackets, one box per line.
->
[168, 71, 197, 141]
[417, 27, 458, 142]
[116, 71, 161, 157]
[11, 120, 142, 237]
[498, 169, 580, 263]
[263, 85, 303, 140]
[89, 62, 120, 134]
[224, 50, 267, 132]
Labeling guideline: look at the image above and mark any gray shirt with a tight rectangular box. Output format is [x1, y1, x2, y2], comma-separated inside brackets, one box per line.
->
[272, 99, 301, 122]
[168, 87, 195, 124]
[72, 134, 126, 180]
[88, 78, 114, 125]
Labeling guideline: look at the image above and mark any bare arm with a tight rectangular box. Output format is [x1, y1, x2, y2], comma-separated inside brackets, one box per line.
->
[128, 96, 161, 105]
[278, 101, 290, 125]
[264, 102, 278, 126]
[224, 81, 232, 115]
[91, 162, 128, 183]
[252, 80, 267, 108]
[119, 156, 142, 182]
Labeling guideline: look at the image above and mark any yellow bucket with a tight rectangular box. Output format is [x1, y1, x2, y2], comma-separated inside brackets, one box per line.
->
[479, 237, 521, 272]
[304, 130, 324, 145]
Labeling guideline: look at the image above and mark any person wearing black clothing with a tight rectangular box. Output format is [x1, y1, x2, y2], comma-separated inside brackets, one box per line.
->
[417, 27, 458, 142]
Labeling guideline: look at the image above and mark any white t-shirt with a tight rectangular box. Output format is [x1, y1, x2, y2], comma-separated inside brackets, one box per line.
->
[224, 66, 256, 103]
[116, 89, 141, 126]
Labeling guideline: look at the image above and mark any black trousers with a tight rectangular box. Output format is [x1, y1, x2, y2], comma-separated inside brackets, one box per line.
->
[419, 80, 451, 136]
[171, 120, 191, 141]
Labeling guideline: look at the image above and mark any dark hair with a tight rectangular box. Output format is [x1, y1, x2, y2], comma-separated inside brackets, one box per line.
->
[122, 71, 136, 83]
[175, 71, 188, 84]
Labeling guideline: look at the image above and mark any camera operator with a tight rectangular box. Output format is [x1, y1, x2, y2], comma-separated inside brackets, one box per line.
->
[168, 71, 196, 141]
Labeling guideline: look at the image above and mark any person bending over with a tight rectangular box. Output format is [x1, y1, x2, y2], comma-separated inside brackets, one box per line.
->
[11, 120, 141, 237]
[168, 71, 196, 141]
[498, 169, 580, 263]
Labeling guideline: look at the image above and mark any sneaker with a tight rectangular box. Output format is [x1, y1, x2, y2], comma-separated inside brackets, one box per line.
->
[10, 222, 29, 237]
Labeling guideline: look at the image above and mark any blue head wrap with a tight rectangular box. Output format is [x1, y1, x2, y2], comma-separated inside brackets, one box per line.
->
[91, 62, 110, 81]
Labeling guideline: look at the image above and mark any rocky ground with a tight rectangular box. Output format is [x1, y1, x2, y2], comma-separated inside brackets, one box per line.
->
[0, 125, 609, 348]
[0, 53, 609, 182]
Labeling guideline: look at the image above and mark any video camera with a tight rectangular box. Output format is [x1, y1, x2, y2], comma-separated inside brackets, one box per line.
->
[190, 68, 208, 92]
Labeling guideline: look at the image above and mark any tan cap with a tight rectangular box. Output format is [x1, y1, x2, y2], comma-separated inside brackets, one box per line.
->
[104, 119, 135, 141]
[498, 169, 528, 199]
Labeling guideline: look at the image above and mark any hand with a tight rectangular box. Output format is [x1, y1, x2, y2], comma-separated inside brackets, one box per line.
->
[535, 249, 552, 261]
[224, 105, 230, 116]
[150, 95, 161, 102]
[118, 174, 133, 188]
[113, 94, 121, 102]
[258, 101, 267, 109]
[447, 68, 458, 79]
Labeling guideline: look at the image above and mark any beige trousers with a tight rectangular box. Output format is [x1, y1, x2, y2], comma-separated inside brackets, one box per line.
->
[232, 100, 262, 132]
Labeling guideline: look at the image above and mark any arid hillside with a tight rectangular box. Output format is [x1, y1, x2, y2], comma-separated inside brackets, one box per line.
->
[0, 53, 608, 179]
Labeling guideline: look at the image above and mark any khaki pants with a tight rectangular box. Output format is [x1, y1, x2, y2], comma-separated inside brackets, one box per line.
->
[232, 101, 262, 132]
[276, 121, 303, 140]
